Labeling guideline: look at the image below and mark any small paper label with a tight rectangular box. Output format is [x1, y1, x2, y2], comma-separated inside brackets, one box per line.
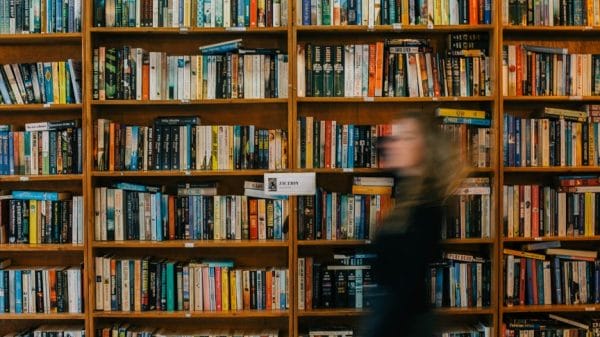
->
[569, 96, 583, 100]
[363, 96, 374, 102]
[43, 103, 51, 108]
[365, 240, 372, 244]
[179, 27, 189, 34]
[184, 170, 191, 175]
[226, 26, 246, 31]
[19, 176, 29, 181]
[432, 97, 438, 101]
[184, 242, 194, 248]
[453, 97, 459, 101]
[427, 22, 434, 29]
[392, 23, 402, 30]
[185, 312, 192, 317]
[264, 172, 316, 196]
[534, 237, 542, 241]
[586, 307, 596, 311]
[367, 24, 375, 31]
[180, 99, 190, 104]
[342, 168, 354, 172]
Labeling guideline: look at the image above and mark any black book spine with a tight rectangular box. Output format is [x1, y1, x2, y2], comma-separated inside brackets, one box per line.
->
[20, 200, 29, 243]
[250, 270, 257, 309]
[171, 126, 179, 170]
[320, 268, 333, 308]
[162, 125, 171, 170]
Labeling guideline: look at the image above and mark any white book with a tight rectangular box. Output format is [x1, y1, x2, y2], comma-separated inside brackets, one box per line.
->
[114, 189, 124, 241]
[122, 260, 130, 311]
[273, 0, 281, 26]
[224, 0, 231, 26]
[100, 187, 108, 241]
[344, 45, 354, 97]
[476, 263, 483, 307]
[152, 0, 159, 26]
[190, 56, 198, 100]
[297, 258, 305, 310]
[297, 45, 306, 97]
[367, 0, 374, 26]
[281, 0, 288, 26]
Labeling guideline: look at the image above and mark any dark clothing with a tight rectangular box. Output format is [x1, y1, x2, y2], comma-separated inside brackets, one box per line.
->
[364, 199, 443, 337]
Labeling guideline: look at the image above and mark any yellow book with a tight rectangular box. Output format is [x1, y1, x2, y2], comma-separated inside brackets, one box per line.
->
[503, 248, 546, 260]
[52, 62, 60, 103]
[211, 125, 218, 170]
[221, 267, 229, 311]
[196, 56, 203, 100]
[184, 0, 192, 26]
[585, 192, 593, 236]
[402, 0, 409, 24]
[305, 116, 313, 169]
[351, 185, 392, 195]
[230, 268, 237, 311]
[575, 122, 582, 166]
[228, 125, 234, 169]
[59, 62, 66, 104]
[435, 108, 486, 119]
[29, 200, 37, 244]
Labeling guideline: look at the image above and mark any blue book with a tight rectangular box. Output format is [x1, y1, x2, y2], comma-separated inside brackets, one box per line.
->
[244, 0, 250, 26]
[14, 270, 22, 313]
[503, 114, 508, 165]
[166, 262, 175, 311]
[0, 132, 7, 174]
[8, 132, 14, 175]
[198, 39, 242, 55]
[274, 199, 282, 240]
[131, 126, 139, 170]
[336, 125, 342, 168]
[47, 0, 54, 32]
[355, 268, 363, 308]
[237, 0, 244, 26]
[0, 75, 12, 104]
[453, 263, 460, 307]
[354, 195, 361, 238]
[155, 193, 162, 241]
[507, 114, 515, 166]
[128, 0, 136, 26]
[196, 0, 204, 26]
[526, 258, 534, 305]
[179, 0, 184, 26]
[471, 263, 477, 306]
[595, 260, 600, 304]
[484, 0, 491, 23]
[340, 194, 347, 240]
[302, 0, 311, 24]
[515, 117, 521, 166]
[11, 191, 69, 201]
[347, 125, 354, 168]
[111, 182, 157, 192]
[566, 121, 572, 166]
[0, 271, 4, 312]
[43, 63, 54, 103]
[443, 117, 491, 127]
[205, 261, 235, 268]
[435, 267, 443, 307]
[56, 0, 62, 32]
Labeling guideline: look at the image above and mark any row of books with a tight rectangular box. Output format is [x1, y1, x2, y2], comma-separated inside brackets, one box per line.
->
[0, 120, 83, 175]
[503, 318, 589, 337]
[92, 45, 289, 100]
[297, 118, 385, 169]
[0, 61, 82, 105]
[298, 38, 491, 98]
[4, 326, 85, 337]
[300, 329, 353, 337]
[0, 0, 82, 33]
[503, 181, 600, 238]
[95, 118, 288, 171]
[298, 0, 492, 26]
[504, 0, 600, 26]
[94, 183, 288, 241]
[504, 110, 600, 167]
[297, 253, 376, 309]
[441, 178, 492, 239]
[297, 187, 393, 241]
[0, 265, 83, 313]
[427, 252, 492, 308]
[94, 257, 289, 312]
[0, 192, 84, 244]
[95, 326, 278, 337]
[95, 0, 289, 27]
[504, 248, 600, 306]
[440, 122, 492, 168]
[503, 44, 600, 97]
[434, 325, 492, 337]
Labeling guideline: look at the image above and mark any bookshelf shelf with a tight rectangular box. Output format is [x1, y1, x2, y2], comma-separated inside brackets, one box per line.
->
[91, 170, 277, 177]
[434, 307, 494, 315]
[296, 24, 494, 33]
[502, 305, 600, 313]
[0, 313, 86, 320]
[0, 174, 83, 182]
[90, 27, 288, 34]
[441, 238, 495, 244]
[502, 26, 600, 33]
[0, 33, 82, 43]
[296, 309, 368, 317]
[0, 244, 84, 252]
[503, 236, 600, 242]
[503, 96, 600, 102]
[91, 99, 288, 106]
[297, 239, 372, 246]
[503, 167, 600, 173]
[92, 240, 289, 248]
[297, 97, 495, 103]
[92, 310, 290, 318]
[0, 104, 83, 111]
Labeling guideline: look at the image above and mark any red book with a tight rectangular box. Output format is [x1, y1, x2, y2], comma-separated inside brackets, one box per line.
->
[324, 121, 331, 168]
[519, 257, 526, 305]
[519, 185, 525, 236]
[49, 269, 57, 312]
[515, 45, 522, 96]
[215, 266, 222, 311]
[249, 199, 258, 240]
[109, 122, 115, 171]
[531, 185, 540, 237]
[168, 195, 176, 240]
[305, 256, 313, 309]
[250, 0, 258, 27]
[469, 0, 479, 24]
[529, 258, 538, 305]
[368, 44, 376, 97]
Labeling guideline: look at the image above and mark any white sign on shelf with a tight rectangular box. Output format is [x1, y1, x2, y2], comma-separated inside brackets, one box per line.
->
[263, 172, 316, 196]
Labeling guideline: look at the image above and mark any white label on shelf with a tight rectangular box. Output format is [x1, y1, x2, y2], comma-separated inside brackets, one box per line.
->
[184, 242, 194, 248]
[226, 26, 246, 31]
[264, 172, 316, 196]
[184, 170, 191, 175]
[586, 307, 596, 311]
[342, 168, 353, 172]
[365, 240, 372, 244]
[120, 172, 124, 176]
[179, 26, 189, 34]
[569, 96, 583, 100]
[19, 176, 29, 181]
[432, 97, 438, 101]
[392, 23, 402, 30]
[534, 237, 542, 241]
[43, 103, 51, 108]
[180, 99, 190, 104]
[453, 97, 458, 101]
[367, 24, 375, 31]
[185, 312, 192, 317]
[427, 22, 434, 29]
[363, 96, 374, 102]
[585, 26, 593, 30]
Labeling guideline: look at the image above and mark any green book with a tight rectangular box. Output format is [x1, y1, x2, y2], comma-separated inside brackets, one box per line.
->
[323, 45, 334, 97]
[333, 45, 344, 97]
[166, 261, 175, 311]
[105, 48, 117, 99]
[322, 0, 331, 25]
[215, 0, 224, 27]
[312, 45, 323, 97]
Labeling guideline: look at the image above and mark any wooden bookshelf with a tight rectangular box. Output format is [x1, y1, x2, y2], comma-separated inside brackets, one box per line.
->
[297, 96, 495, 103]
[0, 33, 83, 43]
[296, 309, 368, 317]
[502, 304, 600, 313]
[0, 104, 83, 111]
[0, 174, 84, 182]
[92, 311, 290, 318]
[0, 313, 86, 320]
[89, 27, 289, 34]
[296, 24, 494, 33]
[90, 98, 288, 105]
[92, 240, 289, 248]
[0, 244, 85, 252]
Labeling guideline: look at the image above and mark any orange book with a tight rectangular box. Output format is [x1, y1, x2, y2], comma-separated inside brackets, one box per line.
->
[374, 42, 384, 97]
[109, 122, 115, 171]
[469, 0, 478, 24]
[265, 269, 273, 310]
[168, 195, 176, 240]
[250, 0, 258, 27]
[305, 256, 312, 309]
[351, 185, 392, 195]
[142, 54, 150, 100]
[243, 270, 251, 310]
[249, 199, 258, 240]
[49, 269, 57, 312]
[515, 45, 522, 96]
[368, 44, 376, 97]
[215, 266, 222, 311]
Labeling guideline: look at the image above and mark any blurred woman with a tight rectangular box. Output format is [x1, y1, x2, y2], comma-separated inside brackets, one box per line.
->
[363, 114, 466, 337]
